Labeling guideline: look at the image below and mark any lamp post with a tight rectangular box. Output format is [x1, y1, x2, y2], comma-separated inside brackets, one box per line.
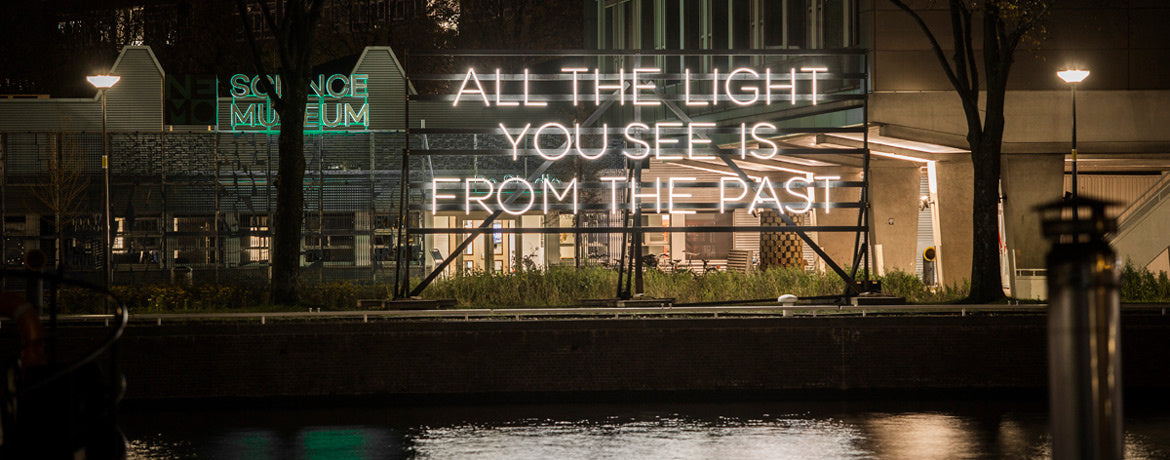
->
[1057, 69, 1089, 201]
[87, 75, 120, 288]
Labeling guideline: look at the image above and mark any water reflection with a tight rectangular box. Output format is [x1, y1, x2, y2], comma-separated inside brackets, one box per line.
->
[121, 400, 1170, 459]
[411, 417, 866, 460]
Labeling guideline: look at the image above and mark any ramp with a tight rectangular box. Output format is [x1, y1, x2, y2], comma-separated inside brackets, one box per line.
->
[1111, 172, 1170, 269]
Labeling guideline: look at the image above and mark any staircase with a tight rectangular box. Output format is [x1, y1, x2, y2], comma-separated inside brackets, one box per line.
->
[1111, 172, 1170, 268]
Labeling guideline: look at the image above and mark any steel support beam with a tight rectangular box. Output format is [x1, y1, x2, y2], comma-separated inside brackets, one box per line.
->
[407, 84, 627, 297]
[653, 90, 863, 295]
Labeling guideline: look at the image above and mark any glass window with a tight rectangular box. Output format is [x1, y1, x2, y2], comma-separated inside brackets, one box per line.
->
[623, 2, 636, 48]
[684, 0, 701, 69]
[731, 0, 750, 49]
[641, 0, 655, 49]
[711, 0, 728, 50]
[823, 0, 845, 48]
[665, 0, 680, 50]
[763, 1, 784, 47]
[731, 0, 751, 66]
[604, 6, 616, 49]
[684, 213, 733, 260]
[665, 0, 682, 72]
[244, 215, 270, 263]
[789, 0, 807, 49]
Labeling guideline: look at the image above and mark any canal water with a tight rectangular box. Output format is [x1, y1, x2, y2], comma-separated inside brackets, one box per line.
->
[122, 399, 1170, 459]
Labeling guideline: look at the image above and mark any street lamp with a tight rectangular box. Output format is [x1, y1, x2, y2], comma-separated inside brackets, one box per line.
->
[88, 74, 120, 288]
[1057, 69, 1089, 201]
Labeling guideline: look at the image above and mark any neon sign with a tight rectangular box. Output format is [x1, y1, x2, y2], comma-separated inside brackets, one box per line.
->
[452, 66, 829, 107]
[228, 73, 370, 131]
[434, 66, 842, 216]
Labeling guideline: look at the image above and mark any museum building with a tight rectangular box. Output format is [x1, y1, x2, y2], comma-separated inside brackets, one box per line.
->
[2, 1, 1169, 299]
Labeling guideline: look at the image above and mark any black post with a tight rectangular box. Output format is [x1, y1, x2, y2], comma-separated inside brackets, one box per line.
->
[633, 160, 644, 295]
[1071, 83, 1079, 200]
[101, 88, 112, 288]
[1040, 197, 1123, 460]
[395, 49, 411, 299]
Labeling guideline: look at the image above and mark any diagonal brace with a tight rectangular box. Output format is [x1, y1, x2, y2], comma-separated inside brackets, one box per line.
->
[653, 87, 861, 295]
[409, 85, 628, 297]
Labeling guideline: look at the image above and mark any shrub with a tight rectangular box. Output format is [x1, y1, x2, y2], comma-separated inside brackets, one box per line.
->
[421, 266, 967, 307]
[1120, 261, 1170, 303]
[878, 270, 967, 303]
[43, 265, 1002, 313]
[424, 266, 618, 307]
[54, 280, 371, 314]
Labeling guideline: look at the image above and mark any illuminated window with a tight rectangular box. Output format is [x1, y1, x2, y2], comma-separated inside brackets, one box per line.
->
[684, 213, 733, 260]
[244, 215, 270, 263]
[305, 213, 356, 264]
[172, 216, 216, 264]
[114, 218, 126, 252]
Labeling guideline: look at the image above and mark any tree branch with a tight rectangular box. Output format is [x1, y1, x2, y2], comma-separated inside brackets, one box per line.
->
[982, 2, 1005, 93]
[258, 0, 282, 36]
[235, 0, 283, 110]
[1007, 3, 1048, 53]
[959, 4, 978, 96]
[298, 0, 327, 79]
[948, 0, 972, 94]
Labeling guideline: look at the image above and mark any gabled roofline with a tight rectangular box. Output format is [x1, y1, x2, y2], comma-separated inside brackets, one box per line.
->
[111, 45, 165, 78]
[102, 45, 165, 103]
[353, 46, 417, 95]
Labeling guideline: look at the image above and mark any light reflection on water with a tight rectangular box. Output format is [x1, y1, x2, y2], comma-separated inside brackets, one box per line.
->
[121, 400, 1170, 459]
[410, 417, 865, 460]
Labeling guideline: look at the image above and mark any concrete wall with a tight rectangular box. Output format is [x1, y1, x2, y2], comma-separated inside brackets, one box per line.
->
[812, 170, 864, 274]
[31, 316, 1170, 402]
[865, 1, 1170, 92]
[869, 89, 1170, 282]
[870, 90, 1170, 150]
[1002, 155, 1064, 269]
[934, 160, 974, 285]
[864, 2, 1170, 288]
[1113, 184, 1170, 268]
[869, 161, 922, 274]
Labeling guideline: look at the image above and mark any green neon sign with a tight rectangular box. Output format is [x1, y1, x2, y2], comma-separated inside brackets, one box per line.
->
[227, 73, 370, 133]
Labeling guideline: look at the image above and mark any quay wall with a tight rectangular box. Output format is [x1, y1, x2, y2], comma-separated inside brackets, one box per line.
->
[34, 315, 1170, 401]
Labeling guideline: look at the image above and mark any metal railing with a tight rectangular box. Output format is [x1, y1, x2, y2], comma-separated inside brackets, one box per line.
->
[1116, 171, 1170, 230]
[45, 303, 1170, 325]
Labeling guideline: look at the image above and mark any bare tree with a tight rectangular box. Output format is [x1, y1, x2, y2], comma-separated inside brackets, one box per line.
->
[887, 0, 1049, 303]
[28, 134, 93, 270]
[235, 0, 326, 305]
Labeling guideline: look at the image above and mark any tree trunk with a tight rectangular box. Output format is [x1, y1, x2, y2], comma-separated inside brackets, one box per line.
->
[967, 139, 1005, 302]
[966, 88, 1008, 303]
[271, 82, 308, 305]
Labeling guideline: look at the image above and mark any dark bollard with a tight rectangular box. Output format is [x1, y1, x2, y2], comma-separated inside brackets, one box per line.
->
[1038, 197, 1123, 460]
[23, 249, 46, 313]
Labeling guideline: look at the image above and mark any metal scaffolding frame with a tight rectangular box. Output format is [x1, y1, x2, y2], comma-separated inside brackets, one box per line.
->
[401, 49, 872, 301]
[0, 130, 409, 287]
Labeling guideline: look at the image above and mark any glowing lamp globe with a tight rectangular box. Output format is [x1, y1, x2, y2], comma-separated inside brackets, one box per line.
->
[1057, 70, 1090, 84]
[87, 75, 121, 89]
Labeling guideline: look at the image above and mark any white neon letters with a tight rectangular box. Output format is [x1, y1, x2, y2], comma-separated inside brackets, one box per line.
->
[433, 66, 841, 215]
[432, 174, 828, 215]
[500, 121, 786, 161]
[453, 66, 827, 107]
[726, 68, 760, 106]
[497, 177, 536, 215]
[453, 68, 490, 106]
[533, 123, 571, 160]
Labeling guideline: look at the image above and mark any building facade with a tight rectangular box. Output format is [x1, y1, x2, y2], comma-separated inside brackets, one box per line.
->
[4, 1, 1170, 298]
[588, 0, 1170, 297]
